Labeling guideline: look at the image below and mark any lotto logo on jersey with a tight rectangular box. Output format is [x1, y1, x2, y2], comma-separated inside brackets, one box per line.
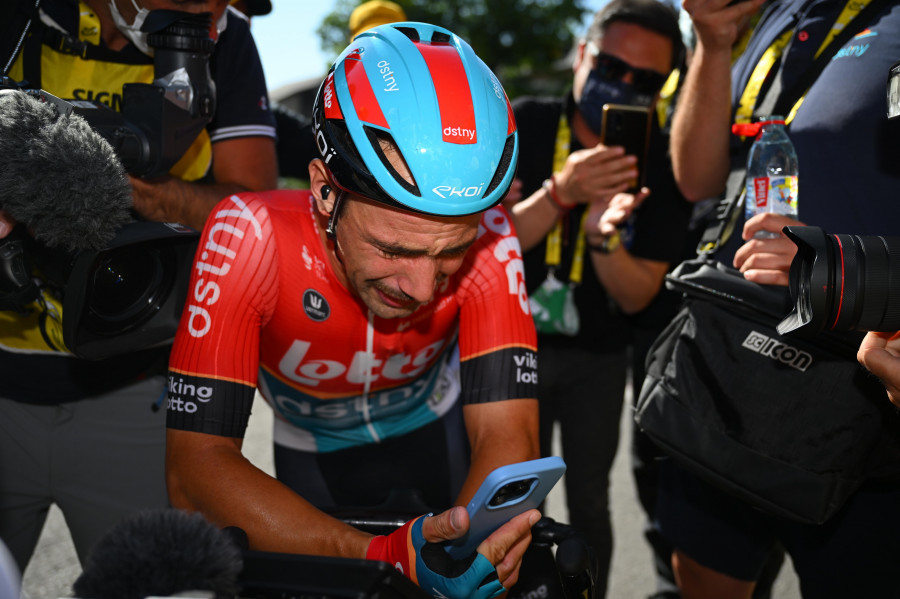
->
[277, 339, 447, 387]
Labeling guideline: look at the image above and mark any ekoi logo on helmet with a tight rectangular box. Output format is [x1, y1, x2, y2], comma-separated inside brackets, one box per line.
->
[432, 183, 485, 199]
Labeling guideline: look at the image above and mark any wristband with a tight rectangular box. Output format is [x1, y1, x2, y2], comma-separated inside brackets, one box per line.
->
[367, 515, 505, 599]
[542, 175, 571, 213]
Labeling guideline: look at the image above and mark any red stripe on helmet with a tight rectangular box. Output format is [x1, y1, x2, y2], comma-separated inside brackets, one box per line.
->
[504, 93, 516, 136]
[323, 72, 343, 121]
[344, 55, 389, 128]
[415, 41, 477, 145]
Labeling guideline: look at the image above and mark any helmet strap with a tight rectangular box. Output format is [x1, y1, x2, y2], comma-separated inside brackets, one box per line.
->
[325, 188, 348, 239]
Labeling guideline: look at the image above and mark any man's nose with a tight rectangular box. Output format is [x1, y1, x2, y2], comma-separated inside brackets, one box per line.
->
[398, 258, 441, 304]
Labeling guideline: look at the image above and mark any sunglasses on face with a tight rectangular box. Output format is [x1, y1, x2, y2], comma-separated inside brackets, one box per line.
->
[587, 43, 668, 96]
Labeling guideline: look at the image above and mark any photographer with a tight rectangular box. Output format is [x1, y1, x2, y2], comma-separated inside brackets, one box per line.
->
[505, 2, 691, 595]
[0, 0, 276, 575]
[660, 0, 900, 596]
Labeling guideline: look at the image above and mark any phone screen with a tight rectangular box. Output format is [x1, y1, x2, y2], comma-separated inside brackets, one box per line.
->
[600, 103, 651, 193]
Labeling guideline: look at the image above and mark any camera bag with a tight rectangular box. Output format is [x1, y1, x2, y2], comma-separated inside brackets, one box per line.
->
[635, 258, 900, 524]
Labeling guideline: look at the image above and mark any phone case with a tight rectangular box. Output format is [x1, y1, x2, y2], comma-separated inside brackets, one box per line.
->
[600, 103, 652, 193]
[443, 456, 566, 559]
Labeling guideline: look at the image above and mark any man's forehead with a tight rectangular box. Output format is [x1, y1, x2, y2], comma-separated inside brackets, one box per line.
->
[350, 199, 479, 246]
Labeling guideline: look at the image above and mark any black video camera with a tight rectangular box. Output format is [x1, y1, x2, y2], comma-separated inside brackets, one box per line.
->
[0, 10, 220, 359]
[67, 10, 217, 178]
[777, 226, 900, 335]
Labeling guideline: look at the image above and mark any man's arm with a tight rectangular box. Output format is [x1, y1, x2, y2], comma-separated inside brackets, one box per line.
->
[583, 191, 670, 314]
[457, 399, 540, 506]
[167, 427, 538, 594]
[166, 429, 371, 556]
[670, 0, 767, 202]
[130, 136, 278, 230]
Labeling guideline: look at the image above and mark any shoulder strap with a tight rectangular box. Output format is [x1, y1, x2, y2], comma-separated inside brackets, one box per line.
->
[696, 0, 892, 255]
[1, 0, 41, 76]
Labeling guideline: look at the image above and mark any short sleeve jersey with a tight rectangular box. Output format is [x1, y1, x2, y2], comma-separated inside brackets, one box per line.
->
[167, 191, 538, 452]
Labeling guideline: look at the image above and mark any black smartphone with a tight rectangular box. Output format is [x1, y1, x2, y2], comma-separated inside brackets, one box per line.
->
[600, 103, 652, 193]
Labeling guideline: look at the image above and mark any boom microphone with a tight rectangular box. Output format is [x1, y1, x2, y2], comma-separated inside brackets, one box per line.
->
[72, 509, 243, 599]
[0, 89, 133, 252]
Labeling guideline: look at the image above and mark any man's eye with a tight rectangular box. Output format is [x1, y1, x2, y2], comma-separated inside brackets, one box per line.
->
[378, 248, 403, 259]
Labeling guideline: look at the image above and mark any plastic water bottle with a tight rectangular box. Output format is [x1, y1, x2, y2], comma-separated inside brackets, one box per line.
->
[744, 116, 798, 239]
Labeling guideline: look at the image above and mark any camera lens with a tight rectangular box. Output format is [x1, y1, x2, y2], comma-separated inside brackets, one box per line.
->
[489, 478, 536, 507]
[84, 246, 175, 336]
[780, 226, 900, 334]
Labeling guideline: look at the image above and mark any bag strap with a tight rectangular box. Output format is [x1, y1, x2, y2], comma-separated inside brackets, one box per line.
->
[696, 0, 892, 255]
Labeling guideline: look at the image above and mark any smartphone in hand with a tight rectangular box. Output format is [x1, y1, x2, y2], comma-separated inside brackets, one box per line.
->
[443, 456, 566, 559]
[600, 103, 652, 193]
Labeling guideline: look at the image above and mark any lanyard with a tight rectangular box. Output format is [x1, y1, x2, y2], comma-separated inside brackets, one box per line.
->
[734, 0, 870, 127]
[545, 113, 589, 284]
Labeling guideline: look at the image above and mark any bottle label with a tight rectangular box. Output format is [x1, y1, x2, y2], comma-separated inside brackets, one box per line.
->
[750, 176, 798, 214]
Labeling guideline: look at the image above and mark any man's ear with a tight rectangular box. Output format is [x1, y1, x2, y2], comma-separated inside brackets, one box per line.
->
[308, 159, 336, 215]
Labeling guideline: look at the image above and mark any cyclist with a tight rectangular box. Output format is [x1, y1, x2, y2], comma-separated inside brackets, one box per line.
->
[165, 22, 539, 599]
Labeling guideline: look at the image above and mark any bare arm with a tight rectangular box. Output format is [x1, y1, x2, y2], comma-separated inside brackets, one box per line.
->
[456, 399, 540, 506]
[670, 0, 767, 201]
[584, 191, 670, 313]
[131, 136, 278, 230]
[166, 429, 373, 557]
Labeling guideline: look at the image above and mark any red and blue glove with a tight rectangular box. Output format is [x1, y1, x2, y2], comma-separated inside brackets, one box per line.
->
[366, 515, 505, 599]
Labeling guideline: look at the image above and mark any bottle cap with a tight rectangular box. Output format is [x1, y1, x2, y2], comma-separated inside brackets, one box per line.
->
[731, 118, 786, 138]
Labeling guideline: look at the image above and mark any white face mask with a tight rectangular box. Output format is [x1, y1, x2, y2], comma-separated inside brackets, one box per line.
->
[108, 0, 152, 55]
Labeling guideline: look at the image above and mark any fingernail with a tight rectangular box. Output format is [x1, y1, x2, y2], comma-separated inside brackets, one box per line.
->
[451, 507, 465, 530]
[529, 511, 541, 526]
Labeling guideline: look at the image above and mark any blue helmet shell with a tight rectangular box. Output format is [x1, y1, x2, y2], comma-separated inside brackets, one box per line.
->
[312, 22, 518, 216]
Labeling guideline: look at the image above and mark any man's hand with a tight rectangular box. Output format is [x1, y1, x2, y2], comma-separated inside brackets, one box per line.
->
[0, 211, 13, 239]
[858, 331, 900, 408]
[555, 145, 636, 207]
[684, 0, 767, 54]
[584, 189, 649, 239]
[733, 213, 807, 286]
[368, 506, 540, 599]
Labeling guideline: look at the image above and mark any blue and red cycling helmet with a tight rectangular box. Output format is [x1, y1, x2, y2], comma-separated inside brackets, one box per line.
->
[312, 22, 518, 217]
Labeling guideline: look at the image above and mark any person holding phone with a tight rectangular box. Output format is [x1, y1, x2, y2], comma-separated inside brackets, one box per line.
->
[164, 22, 539, 599]
[506, 0, 691, 595]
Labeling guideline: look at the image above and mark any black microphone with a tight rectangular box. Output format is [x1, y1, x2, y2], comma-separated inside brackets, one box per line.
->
[72, 509, 243, 599]
[0, 89, 133, 252]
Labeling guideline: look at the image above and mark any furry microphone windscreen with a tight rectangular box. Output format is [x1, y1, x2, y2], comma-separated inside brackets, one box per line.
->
[0, 90, 133, 252]
[71, 509, 243, 599]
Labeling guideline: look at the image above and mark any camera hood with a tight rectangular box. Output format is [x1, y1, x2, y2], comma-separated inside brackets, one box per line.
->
[63, 221, 199, 360]
[777, 226, 833, 335]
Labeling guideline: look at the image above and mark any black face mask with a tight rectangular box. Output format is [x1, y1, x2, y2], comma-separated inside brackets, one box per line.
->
[578, 70, 654, 136]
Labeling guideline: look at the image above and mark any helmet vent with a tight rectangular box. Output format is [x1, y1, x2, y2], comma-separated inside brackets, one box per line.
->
[395, 27, 420, 42]
[431, 31, 452, 43]
[364, 126, 421, 198]
[483, 134, 516, 199]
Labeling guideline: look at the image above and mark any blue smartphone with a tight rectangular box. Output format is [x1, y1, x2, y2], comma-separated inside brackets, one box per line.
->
[443, 456, 566, 559]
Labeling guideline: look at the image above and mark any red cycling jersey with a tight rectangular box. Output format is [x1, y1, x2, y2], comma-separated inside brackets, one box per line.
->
[167, 190, 538, 452]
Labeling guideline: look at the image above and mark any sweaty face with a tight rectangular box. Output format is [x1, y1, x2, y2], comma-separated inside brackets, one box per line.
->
[334, 197, 481, 319]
